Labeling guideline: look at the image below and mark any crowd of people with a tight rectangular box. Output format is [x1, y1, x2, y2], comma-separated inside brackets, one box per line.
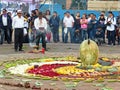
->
[0, 8, 120, 52]
[62, 11, 120, 45]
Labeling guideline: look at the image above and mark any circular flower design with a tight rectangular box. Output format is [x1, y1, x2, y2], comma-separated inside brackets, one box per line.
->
[7, 57, 120, 80]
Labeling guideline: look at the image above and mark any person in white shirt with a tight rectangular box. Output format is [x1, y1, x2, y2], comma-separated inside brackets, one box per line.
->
[29, 0, 37, 14]
[12, 10, 25, 52]
[34, 12, 47, 50]
[63, 11, 75, 43]
[105, 11, 116, 45]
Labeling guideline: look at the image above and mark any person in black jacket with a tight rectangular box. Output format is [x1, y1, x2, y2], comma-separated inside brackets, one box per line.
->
[49, 11, 60, 43]
[0, 9, 12, 44]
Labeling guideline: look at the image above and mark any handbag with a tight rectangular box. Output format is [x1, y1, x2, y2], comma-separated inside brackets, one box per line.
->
[23, 28, 27, 36]
[64, 28, 68, 34]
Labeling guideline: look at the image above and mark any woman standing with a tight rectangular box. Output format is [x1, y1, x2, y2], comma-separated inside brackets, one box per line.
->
[105, 11, 116, 45]
[45, 10, 51, 43]
[80, 14, 88, 41]
[99, 14, 106, 43]
[74, 12, 81, 43]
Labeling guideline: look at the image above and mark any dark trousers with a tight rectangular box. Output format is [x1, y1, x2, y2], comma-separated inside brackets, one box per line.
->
[0, 29, 4, 44]
[52, 27, 59, 42]
[36, 30, 46, 50]
[14, 28, 24, 50]
[9, 28, 12, 42]
[3, 26, 11, 43]
[107, 30, 115, 45]
[62, 26, 64, 42]
[118, 36, 120, 45]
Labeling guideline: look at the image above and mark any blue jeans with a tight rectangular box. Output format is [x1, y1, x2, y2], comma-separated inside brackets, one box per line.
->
[62, 26, 64, 42]
[89, 29, 96, 40]
[81, 29, 88, 41]
[51, 27, 59, 42]
[64, 27, 74, 43]
[0, 29, 4, 44]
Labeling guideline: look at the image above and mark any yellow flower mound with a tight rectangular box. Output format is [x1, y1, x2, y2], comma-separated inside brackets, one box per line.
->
[64, 56, 78, 61]
[54, 66, 95, 75]
[92, 63, 102, 68]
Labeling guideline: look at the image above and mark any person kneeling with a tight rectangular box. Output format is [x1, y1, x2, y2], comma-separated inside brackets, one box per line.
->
[34, 12, 47, 51]
[95, 26, 104, 46]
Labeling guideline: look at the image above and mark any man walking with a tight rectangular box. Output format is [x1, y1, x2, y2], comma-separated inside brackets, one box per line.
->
[34, 12, 47, 50]
[0, 9, 12, 44]
[12, 10, 24, 52]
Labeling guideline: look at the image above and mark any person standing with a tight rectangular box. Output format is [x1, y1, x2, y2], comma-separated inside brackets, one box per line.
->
[89, 14, 99, 40]
[63, 11, 75, 43]
[61, 13, 67, 43]
[45, 10, 51, 43]
[12, 10, 24, 52]
[98, 14, 106, 43]
[29, 0, 37, 14]
[116, 11, 120, 45]
[80, 14, 88, 41]
[74, 12, 81, 42]
[29, 10, 38, 46]
[34, 12, 47, 50]
[0, 9, 12, 44]
[105, 11, 116, 45]
[49, 11, 60, 43]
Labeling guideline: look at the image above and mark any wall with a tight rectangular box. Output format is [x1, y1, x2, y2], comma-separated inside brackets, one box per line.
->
[88, 1, 120, 11]
[40, 4, 119, 20]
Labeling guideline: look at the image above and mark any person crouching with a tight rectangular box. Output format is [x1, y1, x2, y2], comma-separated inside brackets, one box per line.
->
[95, 26, 104, 46]
[34, 12, 47, 50]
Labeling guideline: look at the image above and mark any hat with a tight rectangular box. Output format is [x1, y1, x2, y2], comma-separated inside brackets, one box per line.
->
[17, 10, 22, 13]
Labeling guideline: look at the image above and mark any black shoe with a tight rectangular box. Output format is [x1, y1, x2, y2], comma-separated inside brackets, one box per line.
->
[19, 49, 24, 51]
[113, 43, 115, 46]
[0, 42, 3, 45]
[8, 42, 11, 44]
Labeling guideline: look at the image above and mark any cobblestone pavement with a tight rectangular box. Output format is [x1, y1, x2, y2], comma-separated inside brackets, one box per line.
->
[0, 43, 120, 90]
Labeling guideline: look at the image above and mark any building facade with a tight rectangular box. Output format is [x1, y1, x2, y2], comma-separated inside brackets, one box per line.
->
[88, 0, 120, 11]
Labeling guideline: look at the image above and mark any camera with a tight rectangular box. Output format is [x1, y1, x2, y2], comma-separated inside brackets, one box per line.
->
[106, 21, 111, 26]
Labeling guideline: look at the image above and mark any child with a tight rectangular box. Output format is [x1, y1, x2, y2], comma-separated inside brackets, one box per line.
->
[74, 29, 81, 43]
[95, 26, 104, 45]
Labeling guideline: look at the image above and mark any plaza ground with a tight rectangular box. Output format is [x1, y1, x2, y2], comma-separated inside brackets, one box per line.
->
[0, 43, 120, 90]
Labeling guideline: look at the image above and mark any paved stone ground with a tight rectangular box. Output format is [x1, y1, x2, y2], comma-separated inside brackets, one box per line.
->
[0, 43, 120, 90]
